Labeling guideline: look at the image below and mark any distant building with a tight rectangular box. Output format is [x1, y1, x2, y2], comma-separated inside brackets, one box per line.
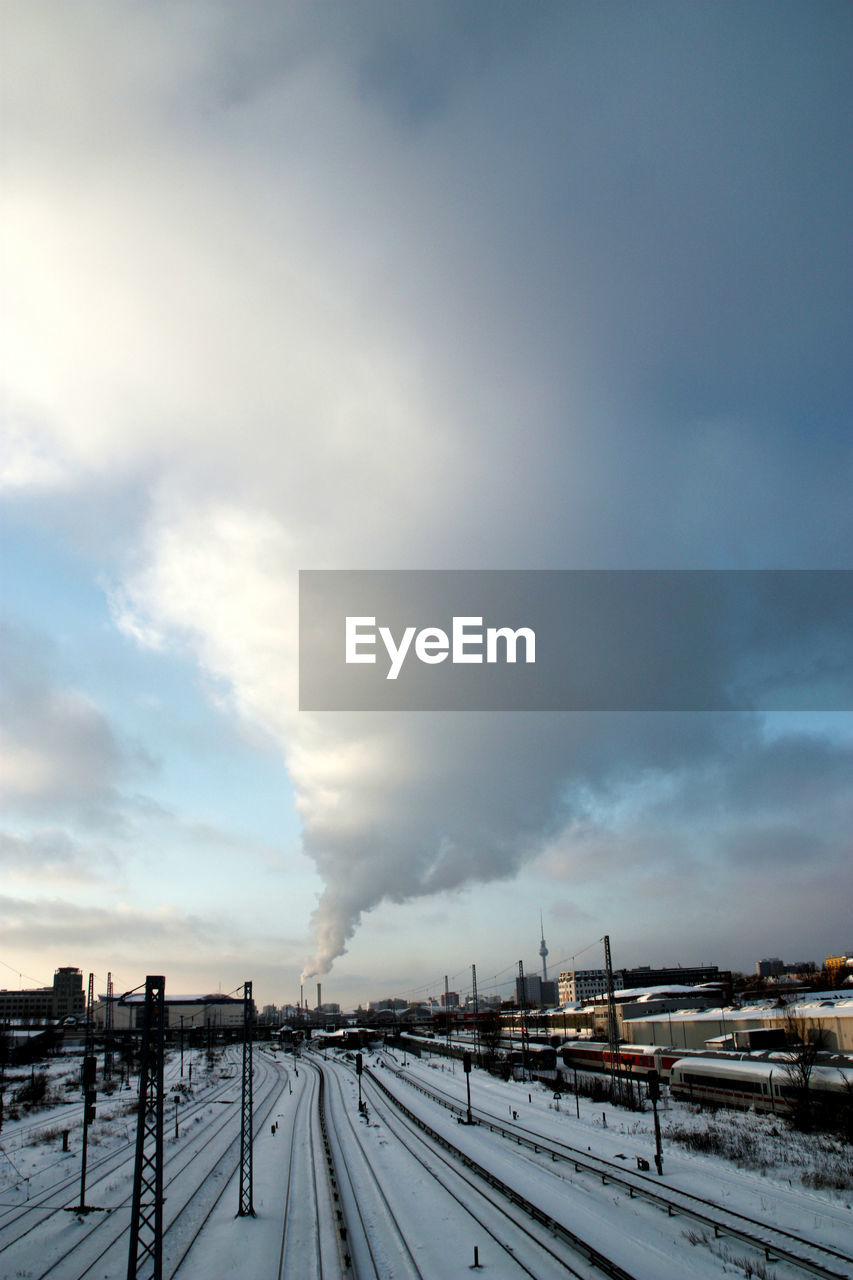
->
[0, 967, 84, 1023]
[515, 975, 557, 1007]
[619, 964, 722, 988]
[441, 991, 459, 1009]
[558, 969, 623, 1004]
[826, 953, 853, 976]
[95, 991, 249, 1031]
[465, 993, 501, 1011]
[757, 958, 815, 978]
[622, 993, 853, 1053]
[539, 913, 549, 982]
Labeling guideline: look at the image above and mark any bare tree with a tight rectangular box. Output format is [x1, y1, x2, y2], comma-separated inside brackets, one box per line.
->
[781, 1012, 827, 1130]
[478, 1011, 503, 1068]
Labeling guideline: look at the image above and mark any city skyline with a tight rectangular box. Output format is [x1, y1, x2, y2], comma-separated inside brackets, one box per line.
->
[0, 931, 832, 1016]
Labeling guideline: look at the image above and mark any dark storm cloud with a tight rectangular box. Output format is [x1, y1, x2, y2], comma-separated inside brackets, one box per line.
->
[722, 733, 853, 822]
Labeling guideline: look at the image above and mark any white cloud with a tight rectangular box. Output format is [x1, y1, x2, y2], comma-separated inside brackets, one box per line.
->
[3, 3, 853, 986]
[0, 622, 139, 822]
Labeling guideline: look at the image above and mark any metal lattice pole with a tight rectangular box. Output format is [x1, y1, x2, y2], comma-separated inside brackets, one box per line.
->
[104, 972, 114, 1082]
[603, 935, 622, 1104]
[518, 960, 530, 1079]
[472, 964, 481, 1067]
[77, 974, 97, 1212]
[238, 980, 254, 1216]
[127, 976, 166, 1280]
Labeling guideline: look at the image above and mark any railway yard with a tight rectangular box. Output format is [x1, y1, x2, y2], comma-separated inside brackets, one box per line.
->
[1, 1042, 852, 1279]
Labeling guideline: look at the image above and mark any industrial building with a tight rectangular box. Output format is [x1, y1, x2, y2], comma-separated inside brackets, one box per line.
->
[95, 990, 250, 1032]
[558, 969, 624, 1004]
[756, 958, 815, 978]
[620, 964, 725, 989]
[621, 994, 853, 1053]
[0, 967, 84, 1023]
[825, 953, 853, 979]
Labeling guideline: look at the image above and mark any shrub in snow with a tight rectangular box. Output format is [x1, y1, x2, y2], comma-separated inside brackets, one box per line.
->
[14, 1072, 48, 1106]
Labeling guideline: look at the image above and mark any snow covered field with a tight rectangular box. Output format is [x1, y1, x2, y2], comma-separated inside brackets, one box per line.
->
[1, 1043, 851, 1278]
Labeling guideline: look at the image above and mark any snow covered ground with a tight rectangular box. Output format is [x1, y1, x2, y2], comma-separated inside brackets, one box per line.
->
[1, 1042, 851, 1279]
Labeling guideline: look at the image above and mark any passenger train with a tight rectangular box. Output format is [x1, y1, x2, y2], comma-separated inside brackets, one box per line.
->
[560, 1040, 686, 1081]
[668, 1056, 853, 1115]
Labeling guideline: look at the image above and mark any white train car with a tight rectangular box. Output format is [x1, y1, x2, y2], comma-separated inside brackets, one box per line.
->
[669, 1056, 853, 1115]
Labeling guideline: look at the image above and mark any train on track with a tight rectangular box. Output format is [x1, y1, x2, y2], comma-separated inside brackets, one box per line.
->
[559, 1039, 686, 1081]
[504, 1043, 558, 1076]
[486, 1037, 685, 1085]
[668, 1056, 853, 1115]
[384, 1031, 853, 1119]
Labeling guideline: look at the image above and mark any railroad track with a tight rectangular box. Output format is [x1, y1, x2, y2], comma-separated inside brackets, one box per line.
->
[321, 1054, 431, 1278]
[0, 1051, 191, 1203]
[379, 1058, 853, 1280]
[0, 1047, 285, 1280]
[162, 1049, 288, 1278]
[0, 1048, 246, 1240]
[274, 1057, 353, 1280]
[322, 1052, 638, 1280]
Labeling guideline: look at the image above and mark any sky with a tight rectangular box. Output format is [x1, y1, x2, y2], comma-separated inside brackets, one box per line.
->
[1, 2, 852, 1010]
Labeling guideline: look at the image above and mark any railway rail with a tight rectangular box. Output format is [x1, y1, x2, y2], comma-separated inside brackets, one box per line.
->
[0, 1049, 247, 1238]
[274, 1058, 353, 1280]
[321, 1056, 435, 1279]
[0, 1047, 286, 1280]
[379, 1057, 853, 1280]
[322, 1053, 639, 1280]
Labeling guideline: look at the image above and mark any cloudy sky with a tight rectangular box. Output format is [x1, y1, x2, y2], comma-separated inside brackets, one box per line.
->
[2, 2, 852, 1009]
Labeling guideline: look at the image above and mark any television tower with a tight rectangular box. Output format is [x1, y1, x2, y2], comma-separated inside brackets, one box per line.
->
[539, 910, 549, 982]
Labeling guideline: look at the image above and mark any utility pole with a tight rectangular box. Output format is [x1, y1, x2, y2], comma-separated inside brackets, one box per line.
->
[77, 1048, 97, 1211]
[85, 972, 94, 1053]
[648, 1070, 664, 1175]
[104, 972, 114, 1082]
[238, 981, 254, 1217]
[462, 1051, 477, 1124]
[471, 964, 481, 1067]
[76, 974, 97, 1212]
[518, 960, 530, 1080]
[127, 976, 166, 1280]
[603, 935, 622, 1105]
[444, 975, 452, 1063]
